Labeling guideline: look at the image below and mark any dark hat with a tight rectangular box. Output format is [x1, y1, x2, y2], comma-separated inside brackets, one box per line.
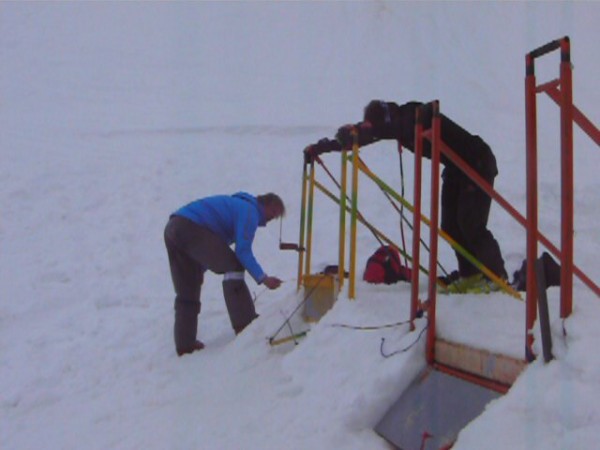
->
[364, 100, 392, 133]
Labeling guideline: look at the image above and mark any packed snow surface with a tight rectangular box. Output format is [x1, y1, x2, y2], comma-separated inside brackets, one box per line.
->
[1, 2, 599, 449]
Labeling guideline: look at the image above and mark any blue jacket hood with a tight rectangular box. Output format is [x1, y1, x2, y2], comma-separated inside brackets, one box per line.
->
[232, 192, 266, 226]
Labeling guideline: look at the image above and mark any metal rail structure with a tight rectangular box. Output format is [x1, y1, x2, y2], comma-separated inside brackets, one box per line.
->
[295, 132, 503, 302]
[524, 36, 600, 358]
[294, 36, 598, 449]
[411, 101, 526, 392]
[414, 37, 599, 376]
[295, 35, 599, 388]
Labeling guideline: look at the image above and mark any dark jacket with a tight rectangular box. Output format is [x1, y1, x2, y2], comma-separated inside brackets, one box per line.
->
[352, 100, 498, 179]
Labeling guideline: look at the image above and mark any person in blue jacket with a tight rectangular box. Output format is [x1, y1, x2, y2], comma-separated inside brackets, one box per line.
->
[164, 192, 285, 356]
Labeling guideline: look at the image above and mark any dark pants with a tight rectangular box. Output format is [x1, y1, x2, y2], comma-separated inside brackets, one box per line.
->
[164, 216, 257, 353]
[441, 170, 507, 280]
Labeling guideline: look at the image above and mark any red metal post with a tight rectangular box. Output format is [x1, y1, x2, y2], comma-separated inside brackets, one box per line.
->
[542, 84, 600, 147]
[525, 53, 538, 361]
[434, 363, 511, 395]
[426, 101, 441, 365]
[439, 139, 599, 297]
[559, 37, 574, 318]
[410, 109, 424, 331]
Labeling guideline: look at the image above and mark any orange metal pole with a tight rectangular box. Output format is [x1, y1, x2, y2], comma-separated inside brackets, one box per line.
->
[559, 37, 574, 318]
[431, 134, 598, 296]
[525, 53, 538, 361]
[543, 84, 600, 147]
[410, 109, 424, 331]
[434, 363, 511, 395]
[426, 101, 441, 365]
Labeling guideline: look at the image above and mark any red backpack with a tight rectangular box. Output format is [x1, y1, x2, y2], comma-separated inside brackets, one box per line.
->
[363, 245, 412, 285]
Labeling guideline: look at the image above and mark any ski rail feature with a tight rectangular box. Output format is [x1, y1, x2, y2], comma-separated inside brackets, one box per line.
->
[414, 37, 599, 366]
[525, 36, 600, 358]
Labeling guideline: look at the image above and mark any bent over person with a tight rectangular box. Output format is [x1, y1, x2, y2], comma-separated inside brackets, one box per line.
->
[305, 100, 507, 292]
[164, 192, 284, 356]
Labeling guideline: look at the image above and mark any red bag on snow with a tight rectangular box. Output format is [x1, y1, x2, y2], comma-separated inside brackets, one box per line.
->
[363, 245, 412, 285]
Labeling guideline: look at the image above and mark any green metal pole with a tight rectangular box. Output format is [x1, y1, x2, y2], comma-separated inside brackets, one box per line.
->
[296, 161, 309, 291]
[314, 180, 430, 275]
[356, 155, 521, 299]
[338, 151, 348, 288]
[304, 160, 316, 279]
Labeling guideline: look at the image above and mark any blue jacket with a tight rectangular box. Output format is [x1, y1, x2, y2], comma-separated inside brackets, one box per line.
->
[173, 192, 267, 283]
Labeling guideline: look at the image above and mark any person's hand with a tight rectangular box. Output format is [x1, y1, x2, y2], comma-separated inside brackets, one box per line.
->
[304, 138, 342, 163]
[263, 276, 282, 290]
[303, 144, 317, 164]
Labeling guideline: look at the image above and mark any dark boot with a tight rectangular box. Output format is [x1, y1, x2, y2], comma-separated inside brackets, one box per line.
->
[234, 314, 259, 335]
[177, 340, 205, 357]
[174, 299, 201, 355]
[511, 252, 561, 291]
[222, 277, 258, 334]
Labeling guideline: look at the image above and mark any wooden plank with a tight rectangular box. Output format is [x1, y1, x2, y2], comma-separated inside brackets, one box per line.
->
[435, 339, 527, 386]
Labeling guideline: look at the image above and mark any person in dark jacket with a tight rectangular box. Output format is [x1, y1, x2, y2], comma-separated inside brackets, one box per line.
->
[305, 100, 507, 290]
[164, 192, 285, 356]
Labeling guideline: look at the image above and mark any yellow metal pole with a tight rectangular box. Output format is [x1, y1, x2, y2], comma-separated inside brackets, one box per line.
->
[304, 160, 316, 278]
[356, 157, 521, 299]
[338, 150, 348, 288]
[348, 129, 360, 299]
[296, 161, 309, 291]
[314, 180, 430, 276]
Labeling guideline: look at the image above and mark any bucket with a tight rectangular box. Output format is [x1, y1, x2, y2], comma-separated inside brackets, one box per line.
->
[302, 273, 339, 322]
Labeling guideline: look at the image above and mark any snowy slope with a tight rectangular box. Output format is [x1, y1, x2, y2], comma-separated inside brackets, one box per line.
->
[1, 2, 599, 449]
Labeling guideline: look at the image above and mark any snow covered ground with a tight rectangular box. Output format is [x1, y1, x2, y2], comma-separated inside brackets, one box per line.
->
[1, 2, 599, 449]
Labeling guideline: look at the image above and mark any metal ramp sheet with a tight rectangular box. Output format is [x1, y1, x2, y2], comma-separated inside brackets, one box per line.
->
[374, 367, 502, 449]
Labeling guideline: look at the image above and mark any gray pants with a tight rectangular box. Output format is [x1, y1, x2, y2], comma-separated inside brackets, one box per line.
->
[164, 216, 257, 353]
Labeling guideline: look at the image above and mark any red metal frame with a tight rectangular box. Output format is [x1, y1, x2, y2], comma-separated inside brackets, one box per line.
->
[414, 36, 600, 374]
[525, 52, 539, 360]
[434, 362, 511, 395]
[522, 36, 600, 356]
[426, 101, 442, 365]
[543, 84, 600, 146]
[559, 39, 575, 319]
[431, 130, 598, 298]
[410, 109, 424, 331]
